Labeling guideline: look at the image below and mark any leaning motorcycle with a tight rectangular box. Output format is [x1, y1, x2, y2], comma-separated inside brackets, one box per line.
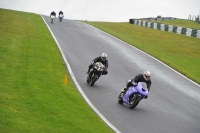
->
[118, 82, 148, 109]
[87, 62, 105, 86]
[59, 14, 64, 22]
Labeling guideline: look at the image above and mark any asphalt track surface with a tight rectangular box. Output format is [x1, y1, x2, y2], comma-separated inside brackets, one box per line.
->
[42, 16, 200, 133]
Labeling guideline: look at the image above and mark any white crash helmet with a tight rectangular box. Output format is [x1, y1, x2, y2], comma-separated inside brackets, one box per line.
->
[143, 71, 151, 81]
[101, 53, 107, 61]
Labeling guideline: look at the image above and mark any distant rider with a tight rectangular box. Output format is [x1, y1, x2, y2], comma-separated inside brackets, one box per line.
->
[50, 11, 56, 23]
[121, 71, 152, 98]
[87, 53, 108, 75]
[58, 10, 64, 16]
[58, 10, 64, 21]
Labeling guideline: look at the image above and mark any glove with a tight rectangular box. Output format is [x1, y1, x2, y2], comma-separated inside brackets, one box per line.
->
[102, 70, 108, 75]
[132, 81, 137, 87]
[144, 95, 148, 99]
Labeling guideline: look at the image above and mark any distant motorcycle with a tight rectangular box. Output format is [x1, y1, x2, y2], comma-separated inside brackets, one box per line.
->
[118, 82, 148, 109]
[59, 14, 64, 22]
[50, 15, 56, 23]
[87, 62, 105, 86]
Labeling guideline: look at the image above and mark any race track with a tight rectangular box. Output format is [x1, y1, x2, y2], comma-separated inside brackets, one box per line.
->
[42, 15, 200, 133]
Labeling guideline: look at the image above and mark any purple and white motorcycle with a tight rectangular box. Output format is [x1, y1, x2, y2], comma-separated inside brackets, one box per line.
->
[118, 82, 148, 109]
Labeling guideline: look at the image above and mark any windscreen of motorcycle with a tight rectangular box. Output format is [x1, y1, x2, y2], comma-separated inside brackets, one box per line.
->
[135, 82, 148, 96]
[95, 62, 104, 71]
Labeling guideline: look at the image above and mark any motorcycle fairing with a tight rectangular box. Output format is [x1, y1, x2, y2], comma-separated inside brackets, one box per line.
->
[123, 86, 136, 105]
[135, 82, 148, 96]
[123, 82, 148, 105]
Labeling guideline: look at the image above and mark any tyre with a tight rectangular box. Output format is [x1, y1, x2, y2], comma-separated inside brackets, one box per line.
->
[90, 75, 98, 86]
[118, 93, 123, 104]
[87, 71, 93, 83]
[129, 94, 141, 109]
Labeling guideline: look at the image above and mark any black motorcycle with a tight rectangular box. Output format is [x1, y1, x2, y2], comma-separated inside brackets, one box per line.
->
[87, 62, 105, 86]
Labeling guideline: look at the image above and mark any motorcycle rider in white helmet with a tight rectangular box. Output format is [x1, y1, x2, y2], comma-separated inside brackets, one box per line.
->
[87, 53, 108, 75]
[121, 71, 152, 99]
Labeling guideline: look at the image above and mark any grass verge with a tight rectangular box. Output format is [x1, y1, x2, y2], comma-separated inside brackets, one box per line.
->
[82, 21, 200, 85]
[0, 8, 114, 133]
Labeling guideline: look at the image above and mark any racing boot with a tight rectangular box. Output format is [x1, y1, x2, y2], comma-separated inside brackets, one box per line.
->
[87, 75, 89, 83]
[86, 68, 90, 74]
[86, 72, 90, 83]
[120, 86, 128, 97]
[121, 86, 128, 93]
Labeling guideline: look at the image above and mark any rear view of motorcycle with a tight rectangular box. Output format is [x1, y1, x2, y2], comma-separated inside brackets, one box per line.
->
[59, 14, 64, 22]
[118, 82, 148, 109]
[50, 15, 56, 23]
[87, 62, 105, 86]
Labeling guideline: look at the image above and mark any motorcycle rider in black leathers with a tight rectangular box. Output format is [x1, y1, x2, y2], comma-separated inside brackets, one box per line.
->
[121, 71, 152, 99]
[58, 11, 64, 22]
[87, 53, 108, 75]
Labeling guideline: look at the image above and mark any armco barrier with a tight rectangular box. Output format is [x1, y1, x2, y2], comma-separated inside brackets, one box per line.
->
[129, 19, 200, 39]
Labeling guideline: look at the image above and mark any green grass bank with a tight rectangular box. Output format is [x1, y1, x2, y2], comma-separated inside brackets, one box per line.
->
[0, 8, 114, 133]
[83, 21, 200, 85]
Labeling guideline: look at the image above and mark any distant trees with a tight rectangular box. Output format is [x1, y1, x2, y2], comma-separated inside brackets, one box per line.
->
[188, 14, 200, 24]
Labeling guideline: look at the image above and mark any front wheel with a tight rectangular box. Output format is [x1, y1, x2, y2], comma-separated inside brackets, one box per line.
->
[129, 94, 141, 109]
[90, 75, 98, 86]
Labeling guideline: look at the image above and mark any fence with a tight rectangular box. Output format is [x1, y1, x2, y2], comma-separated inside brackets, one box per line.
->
[129, 19, 200, 39]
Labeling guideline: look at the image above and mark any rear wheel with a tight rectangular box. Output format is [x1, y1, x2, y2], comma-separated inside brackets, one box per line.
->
[129, 94, 141, 109]
[90, 75, 98, 86]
